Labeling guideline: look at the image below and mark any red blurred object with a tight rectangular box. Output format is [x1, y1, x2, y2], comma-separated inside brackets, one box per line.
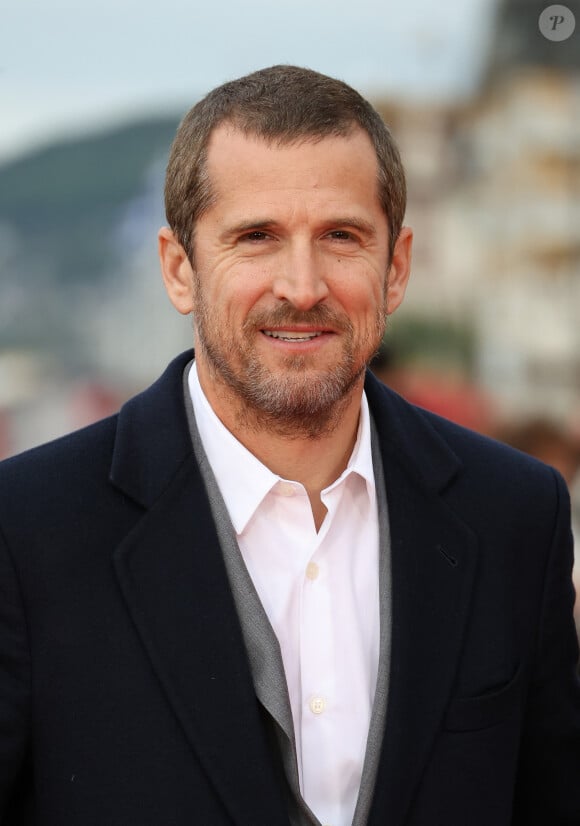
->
[0, 411, 11, 458]
[70, 383, 127, 429]
[373, 366, 496, 435]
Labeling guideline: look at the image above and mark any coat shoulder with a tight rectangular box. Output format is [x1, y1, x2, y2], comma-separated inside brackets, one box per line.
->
[0, 415, 118, 494]
[0, 416, 121, 545]
[418, 404, 560, 493]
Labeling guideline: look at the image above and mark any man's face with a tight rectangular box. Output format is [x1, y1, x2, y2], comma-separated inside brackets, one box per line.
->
[162, 124, 411, 436]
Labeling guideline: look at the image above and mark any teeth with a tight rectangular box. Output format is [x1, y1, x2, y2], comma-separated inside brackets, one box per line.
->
[263, 330, 324, 341]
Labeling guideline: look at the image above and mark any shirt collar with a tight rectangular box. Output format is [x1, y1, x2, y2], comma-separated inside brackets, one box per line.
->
[188, 361, 375, 534]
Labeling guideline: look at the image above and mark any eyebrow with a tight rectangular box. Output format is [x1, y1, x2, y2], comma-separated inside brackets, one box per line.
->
[324, 216, 378, 237]
[221, 219, 275, 239]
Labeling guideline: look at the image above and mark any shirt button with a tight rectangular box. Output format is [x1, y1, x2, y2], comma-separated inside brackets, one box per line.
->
[306, 561, 319, 581]
[278, 482, 295, 497]
[309, 696, 327, 715]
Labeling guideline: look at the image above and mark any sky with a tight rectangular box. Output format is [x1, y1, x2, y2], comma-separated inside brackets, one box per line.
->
[1, 0, 499, 163]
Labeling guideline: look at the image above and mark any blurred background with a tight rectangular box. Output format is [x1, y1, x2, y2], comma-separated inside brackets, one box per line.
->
[1, 0, 579, 585]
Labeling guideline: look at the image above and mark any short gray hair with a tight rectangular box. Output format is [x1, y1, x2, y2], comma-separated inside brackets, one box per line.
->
[165, 65, 407, 263]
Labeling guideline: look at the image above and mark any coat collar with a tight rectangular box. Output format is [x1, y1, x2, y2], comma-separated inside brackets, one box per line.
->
[363, 366, 462, 493]
[110, 350, 462, 507]
[111, 350, 478, 826]
[110, 350, 196, 508]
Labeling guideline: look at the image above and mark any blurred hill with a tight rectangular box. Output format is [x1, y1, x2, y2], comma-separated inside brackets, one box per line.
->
[0, 116, 179, 366]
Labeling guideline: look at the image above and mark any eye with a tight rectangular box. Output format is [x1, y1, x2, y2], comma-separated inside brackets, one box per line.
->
[327, 230, 355, 242]
[240, 230, 270, 242]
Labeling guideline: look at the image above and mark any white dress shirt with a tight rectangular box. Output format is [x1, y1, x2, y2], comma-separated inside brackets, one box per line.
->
[188, 362, 380, 826]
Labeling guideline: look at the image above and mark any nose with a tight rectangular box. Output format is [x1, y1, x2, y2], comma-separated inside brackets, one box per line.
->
[271, 243, 329, 310]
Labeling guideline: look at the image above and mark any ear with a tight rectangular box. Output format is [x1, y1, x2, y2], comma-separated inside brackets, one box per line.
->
[386, 226, 413, 315]
[158, 226, 196, 315]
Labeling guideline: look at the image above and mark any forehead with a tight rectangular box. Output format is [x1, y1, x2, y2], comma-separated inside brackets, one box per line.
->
[204, 124, 382, 209]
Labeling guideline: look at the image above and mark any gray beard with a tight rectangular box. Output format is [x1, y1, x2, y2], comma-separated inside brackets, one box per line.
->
[193, 300, 385, 440]
[205, 346, 366, 439]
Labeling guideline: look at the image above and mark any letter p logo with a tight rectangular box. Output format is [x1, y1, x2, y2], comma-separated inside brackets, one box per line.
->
[539, 5, 576, 40]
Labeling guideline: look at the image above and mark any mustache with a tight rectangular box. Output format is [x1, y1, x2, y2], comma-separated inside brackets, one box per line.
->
[247, 304, 353, 333]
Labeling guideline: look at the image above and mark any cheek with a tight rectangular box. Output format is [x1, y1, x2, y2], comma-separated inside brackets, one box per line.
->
[214, 284, 265, 329]
[226, 265, 275, 313]
[196, 262, 253, 312]
[339, 276, 386, 317]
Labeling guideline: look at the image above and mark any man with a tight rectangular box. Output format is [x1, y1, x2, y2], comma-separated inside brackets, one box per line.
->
[0, 66, 579, 826]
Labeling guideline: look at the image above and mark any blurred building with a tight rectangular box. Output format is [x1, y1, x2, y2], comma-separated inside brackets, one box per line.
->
[466, 0, 580, 420]
[377, 0, 580, 422]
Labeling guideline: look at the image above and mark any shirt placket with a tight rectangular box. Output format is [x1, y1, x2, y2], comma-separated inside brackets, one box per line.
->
[299, 493, 341, 826]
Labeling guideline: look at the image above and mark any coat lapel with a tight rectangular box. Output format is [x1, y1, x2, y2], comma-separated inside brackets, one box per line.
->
[110, 351, 289, 826]
[364, 373, 479, 826]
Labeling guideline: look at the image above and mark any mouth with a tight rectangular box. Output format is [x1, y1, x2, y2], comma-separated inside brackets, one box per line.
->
[261, 329, 331, 343]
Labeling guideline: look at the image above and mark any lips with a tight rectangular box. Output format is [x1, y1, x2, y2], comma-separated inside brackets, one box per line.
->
[262, 330, 325, 342]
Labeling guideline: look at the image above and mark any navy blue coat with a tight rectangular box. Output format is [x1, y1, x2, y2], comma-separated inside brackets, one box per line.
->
[0, 350, 579, 825]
